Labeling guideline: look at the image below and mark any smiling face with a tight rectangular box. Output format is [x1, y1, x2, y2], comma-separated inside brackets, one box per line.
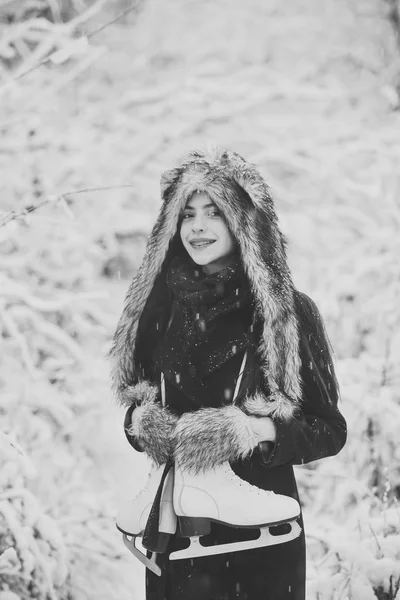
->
[179, 192, 237, 275]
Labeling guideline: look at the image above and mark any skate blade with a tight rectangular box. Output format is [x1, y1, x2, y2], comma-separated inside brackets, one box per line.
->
[169, 520, 302, 561]
[117, 523, 142, 536]
[122, 534, 162, 576]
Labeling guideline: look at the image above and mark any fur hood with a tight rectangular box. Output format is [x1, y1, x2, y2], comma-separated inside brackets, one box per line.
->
[110, 147, 303, 420]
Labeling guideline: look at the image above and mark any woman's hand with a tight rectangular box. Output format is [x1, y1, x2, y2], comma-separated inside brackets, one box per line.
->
[248, 416, 277, 444]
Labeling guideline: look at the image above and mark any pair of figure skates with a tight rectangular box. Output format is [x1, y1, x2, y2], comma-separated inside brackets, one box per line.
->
[118, 353, 301, 575]
[116, 459, 302, 576]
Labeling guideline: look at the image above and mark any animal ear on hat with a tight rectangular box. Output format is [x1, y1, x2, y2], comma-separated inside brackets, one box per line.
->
[160, 167, 182, 198]
[223, 150, 275, 213]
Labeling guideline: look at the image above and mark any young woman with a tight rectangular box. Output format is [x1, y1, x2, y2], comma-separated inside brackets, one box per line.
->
[110, 148, 347, 600]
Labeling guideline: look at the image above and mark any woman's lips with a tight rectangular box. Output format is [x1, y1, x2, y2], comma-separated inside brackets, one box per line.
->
[189, 240, 216, 249]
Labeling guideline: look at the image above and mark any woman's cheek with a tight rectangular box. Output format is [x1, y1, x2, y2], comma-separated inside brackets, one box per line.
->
[179, 221, 188, 242]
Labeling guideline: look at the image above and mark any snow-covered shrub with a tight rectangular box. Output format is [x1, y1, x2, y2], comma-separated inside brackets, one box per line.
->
[306, 501, 400, 600]
[297, 168, 400, 599]
[0, 201, 127, 598]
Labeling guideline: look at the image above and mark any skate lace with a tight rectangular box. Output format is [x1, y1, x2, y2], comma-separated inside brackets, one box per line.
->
[223, 464, 274, 496]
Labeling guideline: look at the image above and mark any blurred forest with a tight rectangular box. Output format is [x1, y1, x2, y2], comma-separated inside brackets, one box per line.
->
[1, 0, 400, 598]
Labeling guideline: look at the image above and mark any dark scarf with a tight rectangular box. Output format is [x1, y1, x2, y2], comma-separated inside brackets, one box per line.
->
[153, 254, 253, 384]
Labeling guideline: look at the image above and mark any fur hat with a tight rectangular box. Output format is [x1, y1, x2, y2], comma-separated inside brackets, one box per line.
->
[110, 147, 303, 420]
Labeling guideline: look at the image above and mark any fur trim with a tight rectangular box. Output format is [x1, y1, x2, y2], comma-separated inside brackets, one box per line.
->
[109, 147, 303, 416]
[119, 380, 159, 408]
[243, 391, 297, 421]
[125, 381, 178, 465]
[173, 406, 259, 474]
[127, 403, 178, 466]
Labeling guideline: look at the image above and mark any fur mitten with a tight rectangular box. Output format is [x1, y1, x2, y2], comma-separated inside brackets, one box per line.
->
[172, 405, 259, 474]
[243, 390, 296, 421]
[125, 381, 178, 466]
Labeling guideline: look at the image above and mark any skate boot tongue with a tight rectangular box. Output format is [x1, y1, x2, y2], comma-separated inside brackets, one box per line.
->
[221, 463, 273, 495]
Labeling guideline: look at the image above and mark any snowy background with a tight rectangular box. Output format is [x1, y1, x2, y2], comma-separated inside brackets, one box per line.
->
[1, 0, 400, 598]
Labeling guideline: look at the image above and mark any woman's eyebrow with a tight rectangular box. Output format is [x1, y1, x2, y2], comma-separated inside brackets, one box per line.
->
[184, 203, 215, 210]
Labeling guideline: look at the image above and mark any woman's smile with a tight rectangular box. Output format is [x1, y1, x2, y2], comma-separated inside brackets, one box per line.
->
[189, 238, 216, 249]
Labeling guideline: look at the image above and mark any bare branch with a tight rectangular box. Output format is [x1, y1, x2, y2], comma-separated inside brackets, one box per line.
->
[0, 185, 136, 228]
[5, 0, 142, 84]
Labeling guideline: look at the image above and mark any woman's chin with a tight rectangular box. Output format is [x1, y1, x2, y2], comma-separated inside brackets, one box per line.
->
[190, 256, 213, 266]
[185, 248, 217, 266]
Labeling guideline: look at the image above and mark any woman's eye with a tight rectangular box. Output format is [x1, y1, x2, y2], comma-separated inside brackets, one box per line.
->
[181, 210, 220, 219]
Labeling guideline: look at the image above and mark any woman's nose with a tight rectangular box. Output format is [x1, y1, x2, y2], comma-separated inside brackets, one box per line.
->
[191, 215, 205, 231]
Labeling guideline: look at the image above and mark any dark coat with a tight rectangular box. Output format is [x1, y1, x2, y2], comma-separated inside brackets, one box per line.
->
[123, 294, 347, 600]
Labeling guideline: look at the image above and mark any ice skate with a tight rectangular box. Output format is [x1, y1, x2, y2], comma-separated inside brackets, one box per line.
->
[117, 463, 176, 575]
[169, 461, 301, 561]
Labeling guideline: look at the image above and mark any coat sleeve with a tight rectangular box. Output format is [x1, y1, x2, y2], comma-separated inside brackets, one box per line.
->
[258, 293, 347, 468]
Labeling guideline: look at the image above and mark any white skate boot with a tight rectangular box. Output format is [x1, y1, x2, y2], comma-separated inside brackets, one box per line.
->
[170, 461, 301, 560]
[117, 463, 176, 575]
